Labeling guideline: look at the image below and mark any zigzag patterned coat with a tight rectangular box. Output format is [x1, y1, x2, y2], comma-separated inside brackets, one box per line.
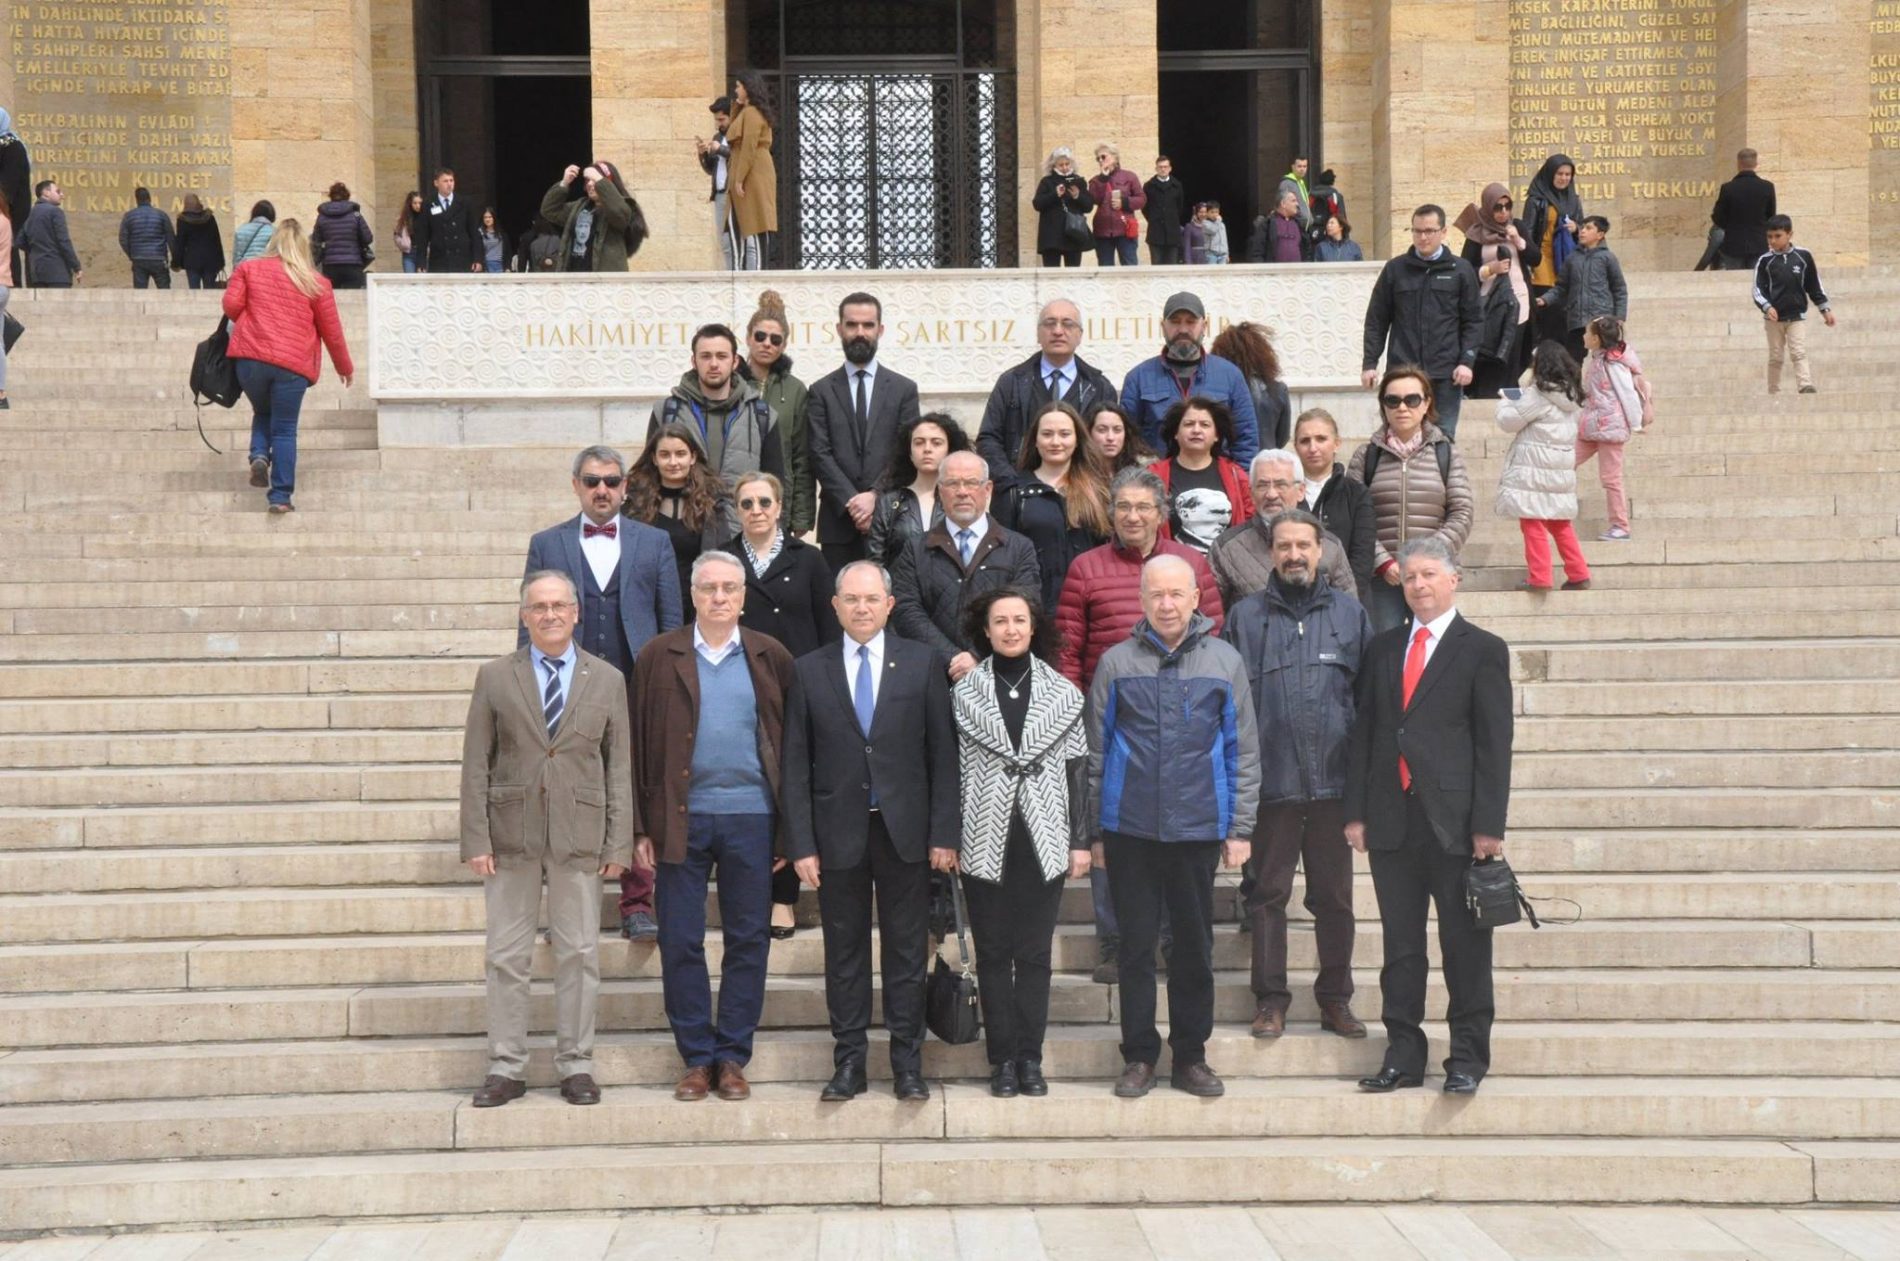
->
[952, 656, 1091, 883]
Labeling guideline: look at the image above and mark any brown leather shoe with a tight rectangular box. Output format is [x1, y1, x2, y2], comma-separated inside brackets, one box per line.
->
[1320, 1002, 1368, 1039]
[471, 1074, 526, 1108]
[560, 1073, 601, 1105]
[715, 1061, 751, 1101]
[1113, 1061, 1156, 1098]
[1170, 1061, 1225, 1097]
[674, 1065, 712, 1102]
[1250, 1005, 1286, 1039]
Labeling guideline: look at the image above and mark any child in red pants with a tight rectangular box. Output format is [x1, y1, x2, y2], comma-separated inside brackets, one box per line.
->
[1496, 340, 1592, 591]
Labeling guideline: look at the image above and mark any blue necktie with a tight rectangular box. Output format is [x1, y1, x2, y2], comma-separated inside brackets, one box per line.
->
[957, 528, 975, 567]
[541, 657, 564, 739]
[855, 645, 877, 808]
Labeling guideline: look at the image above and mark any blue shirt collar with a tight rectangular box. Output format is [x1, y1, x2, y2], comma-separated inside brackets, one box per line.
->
[533, 641, 576, 675]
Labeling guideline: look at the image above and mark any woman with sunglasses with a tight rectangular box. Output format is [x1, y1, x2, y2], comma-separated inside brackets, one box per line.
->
[625, 421, 739, 604]
[1345, 367, 1474, 632]
[741, 291, 813, 537]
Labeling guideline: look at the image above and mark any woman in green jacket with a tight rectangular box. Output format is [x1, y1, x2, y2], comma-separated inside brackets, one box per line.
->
[537, 159, 647, 273]
[741, 290, 815, 537]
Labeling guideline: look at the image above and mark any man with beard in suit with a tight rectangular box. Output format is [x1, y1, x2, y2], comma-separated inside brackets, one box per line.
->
[806, 293, 922, 573]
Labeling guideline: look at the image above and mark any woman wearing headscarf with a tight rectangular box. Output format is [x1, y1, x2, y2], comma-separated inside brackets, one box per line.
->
[1456, 182, 1534, 399]
[1524, 155, 1582, 349]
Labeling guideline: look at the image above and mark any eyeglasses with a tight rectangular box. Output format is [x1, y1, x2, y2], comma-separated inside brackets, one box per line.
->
[739, 496, 776, 510]
[939, 478, 987, 490]
[579, 474, 624, 489]
[1112, 502, 1160, 517]
[524, 602, 576, 616]
[1410, 226, 1445, 236]
[751, 331, 785, 346]
[1257, 479, 1299, 492]
[1039, 318, 1082, 331]
[1382, 393, 1427, 410]
[693, 582, 743, 596]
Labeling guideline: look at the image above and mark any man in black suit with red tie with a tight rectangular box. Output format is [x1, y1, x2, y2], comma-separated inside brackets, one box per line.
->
[1343, 536, 1513, 1096]
[782, 560, 960, 1103]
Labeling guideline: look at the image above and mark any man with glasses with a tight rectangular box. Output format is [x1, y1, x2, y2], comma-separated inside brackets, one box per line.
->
[521, 445, 683, 940]
[890, 451, 1041, 684]
[1208, 450, 1355, 612]
[462, 571, 633, 1110]
[628, 551, 797, 1103]
[975, 298, 1117, 487]
[1361, 204, 1482, 440]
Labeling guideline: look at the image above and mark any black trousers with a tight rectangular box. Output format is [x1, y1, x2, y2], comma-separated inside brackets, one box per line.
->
[1367, 792, 1494, 1079]
[1247, 800, 1355, 1012]
[1150, 244, 1182, 265]
[1105, 832, 1219, 1068]
[817, 811, 931, 1073]
[961, 823, 1066, 1065]
[1040, 249, 1083, 267]
[322, 263, 367, 290]
[821, 536, 868, 579]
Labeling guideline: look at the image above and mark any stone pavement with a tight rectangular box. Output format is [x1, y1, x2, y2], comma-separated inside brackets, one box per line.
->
[5, 1206, 1900, 1259]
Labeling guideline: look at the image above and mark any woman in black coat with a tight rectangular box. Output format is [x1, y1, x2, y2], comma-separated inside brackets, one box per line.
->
[866, 413, 971, 566]
[172, 195, 225, 289]
[1031, 147, 1094, 268]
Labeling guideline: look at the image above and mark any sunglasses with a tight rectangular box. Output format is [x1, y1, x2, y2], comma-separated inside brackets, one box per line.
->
[1381, 393, 1426, 410]
[739, 496, 776, 510]
[751, 330, 785, 346]
[579, 474, 624, 489]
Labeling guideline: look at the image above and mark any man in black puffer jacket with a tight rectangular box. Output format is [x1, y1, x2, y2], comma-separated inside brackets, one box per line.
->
[891, 450, 1040, 683]
[975, 298, 1117, 487]
[1361, 204, 1481, 440]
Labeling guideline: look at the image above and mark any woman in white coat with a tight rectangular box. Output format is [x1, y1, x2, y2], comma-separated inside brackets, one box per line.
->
[1497, 340, 1592, 591]
[949, 586, 1092, 1098]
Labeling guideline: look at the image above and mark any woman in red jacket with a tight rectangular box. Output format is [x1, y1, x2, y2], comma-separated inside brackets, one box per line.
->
[223, 218, 353, 513]
[1147, 395, 1254, 554]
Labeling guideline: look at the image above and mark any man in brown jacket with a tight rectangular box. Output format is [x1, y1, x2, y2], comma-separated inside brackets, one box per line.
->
[630, 551, 797, 1103]
[461, 571, 634, 1109]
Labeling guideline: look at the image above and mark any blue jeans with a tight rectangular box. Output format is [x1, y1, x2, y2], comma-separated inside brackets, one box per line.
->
[1432, 377, 1463, 441]
[484, 259, 503, 273]
[401, 253, 418, 274]
[236, 359, 309, 505]
[656, 811, 775, 1067]
[1095, 238, 1139, 266]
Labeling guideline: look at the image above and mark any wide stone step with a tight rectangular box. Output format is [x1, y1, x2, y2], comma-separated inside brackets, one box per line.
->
[6, 603, 516, 636]
[0, 627, 507, 663]
[1511, 787, 1900, 830]
[0, 800, 456, 851]
[1516, 714, 1900, 752]
[7, 1077, 1898, 1169]
[0, 693, 464, 735]
[10, 1020, 1897, 1109]
[0, 658, 480, 699]
[1511, 750, 1900, 790]
[1521, 679, 1896, 716]
[0, 1137, 1862, 1231]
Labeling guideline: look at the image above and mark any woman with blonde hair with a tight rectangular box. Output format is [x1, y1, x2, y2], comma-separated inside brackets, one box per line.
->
[223, 218, 353, 513]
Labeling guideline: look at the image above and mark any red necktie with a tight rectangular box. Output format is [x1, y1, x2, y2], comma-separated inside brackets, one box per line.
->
[1398, 625, 1431, 791]
[583, 521, 617, 539]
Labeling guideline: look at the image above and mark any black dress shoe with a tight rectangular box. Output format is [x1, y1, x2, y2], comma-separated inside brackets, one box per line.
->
[1443, 1072, 1481, 1095]
[989, 1062, 1019, 1098]
[1016, 1059, 1048, 1096]
[471, 1074, 527, 1108]
[819, 1063, 867, 1102]
[1358, 1066, 1425, 1093]
[893, 1070, 930, 1101]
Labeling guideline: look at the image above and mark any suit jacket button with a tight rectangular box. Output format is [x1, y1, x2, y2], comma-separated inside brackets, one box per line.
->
[773, 607, 781, 614]
[865, 745, 873, 753]
[679, 805, 687, 813]
[547, 749, 556, 759]
[862, 782, 871, 790]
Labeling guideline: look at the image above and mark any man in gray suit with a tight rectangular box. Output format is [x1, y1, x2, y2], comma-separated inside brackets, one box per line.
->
[806, 292, 922, 573]
[461, 571, 634, 1109]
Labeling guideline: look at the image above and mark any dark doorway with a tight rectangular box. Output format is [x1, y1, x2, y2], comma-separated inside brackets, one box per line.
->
[416, 0, 591, 247]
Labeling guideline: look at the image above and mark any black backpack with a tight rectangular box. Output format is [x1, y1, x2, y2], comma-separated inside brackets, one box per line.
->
[189, 316, 242, 454]
[1361, 440, 1451, 489]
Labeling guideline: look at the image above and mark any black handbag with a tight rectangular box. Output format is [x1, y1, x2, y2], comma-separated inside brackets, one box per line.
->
[925, 875, 981, 1045]
[1465, 856, 1538, 929]
[1062, 206, 1094, 253]
[3, 311, 22, 353]
[189, 316, 242, 454]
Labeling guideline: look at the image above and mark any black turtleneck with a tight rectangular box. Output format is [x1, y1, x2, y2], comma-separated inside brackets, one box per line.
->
[991, 651, 1034, 748]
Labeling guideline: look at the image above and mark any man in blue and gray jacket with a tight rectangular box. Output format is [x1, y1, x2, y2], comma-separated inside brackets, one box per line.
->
[1087, 552, 1259, 1102]
[118, 187, 175, 289]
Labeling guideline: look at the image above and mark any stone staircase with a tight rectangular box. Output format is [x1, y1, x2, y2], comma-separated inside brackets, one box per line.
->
[0, 273, 1896, 1234]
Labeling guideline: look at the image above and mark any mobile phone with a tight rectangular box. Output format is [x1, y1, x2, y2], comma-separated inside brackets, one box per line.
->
[1500, 387, 1523, 401]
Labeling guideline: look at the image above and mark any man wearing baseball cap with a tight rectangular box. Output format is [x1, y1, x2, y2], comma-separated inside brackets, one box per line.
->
[1117, 292, 1261, 465]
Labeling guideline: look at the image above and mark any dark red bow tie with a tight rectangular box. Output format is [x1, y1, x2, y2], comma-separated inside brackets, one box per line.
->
[584, 522, 617, 539]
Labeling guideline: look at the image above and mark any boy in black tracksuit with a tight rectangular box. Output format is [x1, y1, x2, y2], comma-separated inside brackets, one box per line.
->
[1752, 214, 1836, 395]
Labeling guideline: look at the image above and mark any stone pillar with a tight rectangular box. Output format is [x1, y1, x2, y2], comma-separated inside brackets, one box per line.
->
[592, 0, 724, 272]
[1369, 0, 1512, 257]
[231, 0, 381, 239]
[1016, 0, 1159, 267]
[1718, 0, 1873, 266]
[371, 0, 419, 236]
[1321, 0, 1376, 227]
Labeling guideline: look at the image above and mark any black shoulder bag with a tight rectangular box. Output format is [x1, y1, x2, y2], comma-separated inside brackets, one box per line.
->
[925, 874, 981, 1044]
[189, 315, 242, 454]
[1467, 856, 1582, 930]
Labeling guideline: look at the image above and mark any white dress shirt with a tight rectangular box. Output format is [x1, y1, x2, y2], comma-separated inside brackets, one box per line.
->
[1410, 606, 1460, 673]
[848, 358, 880, 414]
[694, 623, 741, 666]
[578, 514, 622, 591]
[843, 630, 887, 708]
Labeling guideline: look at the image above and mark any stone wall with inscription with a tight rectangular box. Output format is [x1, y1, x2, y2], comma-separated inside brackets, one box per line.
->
[367, 264, 1380, 447]
[8, 0, 232, 274]
[1875, 0, 1900, 256]
[1509, 0, 1719, 272]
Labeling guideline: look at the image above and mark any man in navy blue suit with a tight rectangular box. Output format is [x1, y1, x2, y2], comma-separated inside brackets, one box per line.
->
[522, 445, 684, 939]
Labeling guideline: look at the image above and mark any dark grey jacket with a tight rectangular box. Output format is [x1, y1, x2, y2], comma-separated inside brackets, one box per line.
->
[976, 351, 1117, 487]
[20, 199, 81, 283]
[891, 516, 1042, 659]
[1545, 244, 1628, 333]
[1361, 247, 1482, 378]
[1222, 575, 1370, 805]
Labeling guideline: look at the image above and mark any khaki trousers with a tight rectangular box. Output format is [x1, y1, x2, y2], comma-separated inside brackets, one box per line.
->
[1765, 317, 1811, 392]
[484, 852, 602, 1080]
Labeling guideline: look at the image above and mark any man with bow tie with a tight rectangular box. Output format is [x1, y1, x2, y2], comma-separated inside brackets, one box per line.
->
[521, 446, 683, 940]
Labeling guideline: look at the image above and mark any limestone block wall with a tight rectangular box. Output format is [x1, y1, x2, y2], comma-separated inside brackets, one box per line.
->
[1319, 0, 1374, 242]
[594, 0, 724, 272]
[371, 0, 418, 243]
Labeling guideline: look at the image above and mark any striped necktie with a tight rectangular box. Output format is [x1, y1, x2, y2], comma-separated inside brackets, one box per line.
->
[542, 657, 564, 739]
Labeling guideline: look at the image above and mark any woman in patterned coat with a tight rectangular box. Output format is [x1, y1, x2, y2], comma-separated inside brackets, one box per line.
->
[950, 586, 1092, 1099]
